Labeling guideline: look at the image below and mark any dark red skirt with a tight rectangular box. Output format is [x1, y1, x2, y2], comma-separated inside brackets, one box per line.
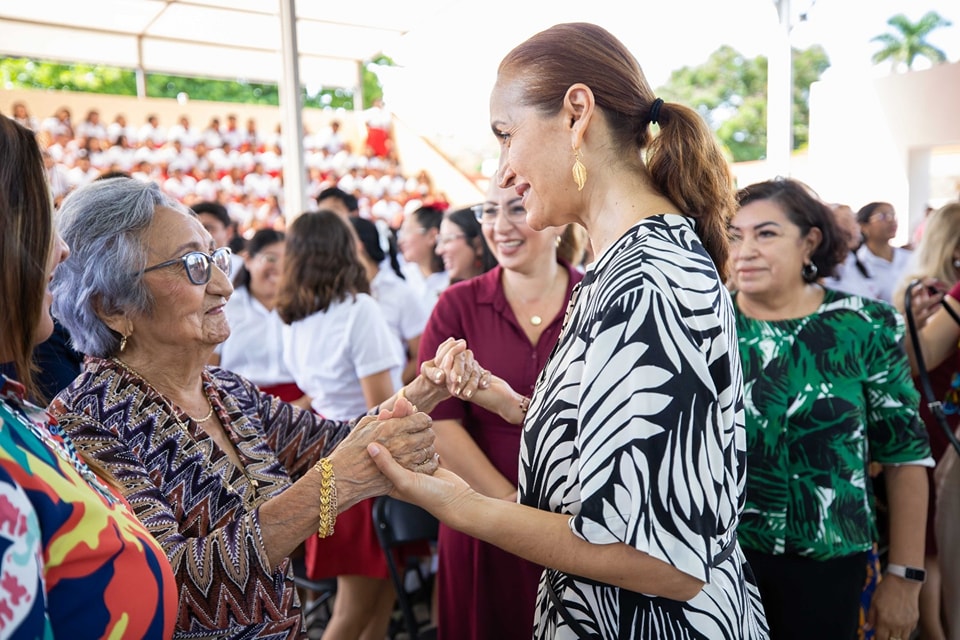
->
[305, 497, 390, 580]
[259, 381, 305, 404]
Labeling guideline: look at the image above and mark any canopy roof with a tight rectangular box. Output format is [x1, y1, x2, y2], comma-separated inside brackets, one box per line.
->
[0, 0, 448, 90]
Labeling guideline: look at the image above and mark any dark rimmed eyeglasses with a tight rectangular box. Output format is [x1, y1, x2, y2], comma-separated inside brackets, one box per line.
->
[142, 247, 233, 285]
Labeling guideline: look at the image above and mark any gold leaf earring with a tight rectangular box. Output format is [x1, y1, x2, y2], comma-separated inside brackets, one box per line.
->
[572, 147, 587, 191]
[119, 334, 128, 352]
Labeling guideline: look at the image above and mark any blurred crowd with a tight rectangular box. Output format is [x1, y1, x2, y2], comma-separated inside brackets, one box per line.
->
[8, 100, 449, 234]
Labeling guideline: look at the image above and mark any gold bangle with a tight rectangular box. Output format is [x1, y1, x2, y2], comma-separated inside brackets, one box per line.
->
[314, 458, 338, 538]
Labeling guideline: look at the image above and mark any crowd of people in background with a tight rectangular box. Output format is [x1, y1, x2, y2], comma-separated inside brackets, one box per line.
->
[4, 20, 960, 638]
[7, 100, 448, 234]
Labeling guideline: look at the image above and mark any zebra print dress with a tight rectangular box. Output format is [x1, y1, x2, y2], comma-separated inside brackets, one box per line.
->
[519, 214, 768, 639]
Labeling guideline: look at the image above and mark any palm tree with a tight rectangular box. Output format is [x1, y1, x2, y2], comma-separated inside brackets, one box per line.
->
[871, 11, 953, 71]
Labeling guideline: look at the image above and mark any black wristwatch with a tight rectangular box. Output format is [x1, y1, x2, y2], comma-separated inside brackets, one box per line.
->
[885, 563, 926, 583]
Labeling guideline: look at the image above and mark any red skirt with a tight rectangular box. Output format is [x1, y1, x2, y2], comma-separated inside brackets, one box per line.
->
[259, 381, 305, 404]
[304, 496, 433, 581]
[305, 497, 389, 579]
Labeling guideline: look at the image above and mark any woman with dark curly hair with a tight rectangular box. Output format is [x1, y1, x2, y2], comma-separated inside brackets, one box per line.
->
[729, 177, 931, 639]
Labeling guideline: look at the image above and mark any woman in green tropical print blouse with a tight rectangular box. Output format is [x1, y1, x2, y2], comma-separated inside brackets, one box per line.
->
[729, 178, 932, 640]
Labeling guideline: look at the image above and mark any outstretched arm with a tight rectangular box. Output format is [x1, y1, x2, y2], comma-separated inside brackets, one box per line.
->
[367, 443, 705, 601]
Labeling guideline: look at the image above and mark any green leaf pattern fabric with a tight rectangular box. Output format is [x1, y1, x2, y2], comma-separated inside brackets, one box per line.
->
[735, 288, 932, 560]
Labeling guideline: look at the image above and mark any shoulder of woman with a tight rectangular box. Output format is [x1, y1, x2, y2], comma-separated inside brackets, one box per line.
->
[824, 292, 902, 328]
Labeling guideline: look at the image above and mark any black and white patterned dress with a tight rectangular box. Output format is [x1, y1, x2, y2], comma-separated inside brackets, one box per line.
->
[520, 215, 768, 639]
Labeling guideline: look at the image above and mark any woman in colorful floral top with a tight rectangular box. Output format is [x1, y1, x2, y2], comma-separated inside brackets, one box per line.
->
[0, 114, 178, 639]
[729, 177, 932, 640]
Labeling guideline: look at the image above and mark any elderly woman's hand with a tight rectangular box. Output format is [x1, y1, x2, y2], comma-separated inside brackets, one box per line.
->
[328, 395, 437, 510]
[421, 337, 491, 400]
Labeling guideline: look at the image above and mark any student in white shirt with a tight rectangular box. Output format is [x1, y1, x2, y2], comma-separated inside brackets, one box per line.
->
[852, 201, 913, 303]
[276, 210, 401, 640]
[397, 204, 449, 312]
[350, 216, 430, 386]
[211, 229, 307, 406]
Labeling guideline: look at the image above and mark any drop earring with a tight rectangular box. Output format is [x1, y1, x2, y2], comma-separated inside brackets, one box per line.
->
[119, 334, 128, 352]
[572, 146, 586, 191]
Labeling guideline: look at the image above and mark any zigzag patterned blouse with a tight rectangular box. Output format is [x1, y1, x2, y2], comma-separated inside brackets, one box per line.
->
[50, 359, 352, 639]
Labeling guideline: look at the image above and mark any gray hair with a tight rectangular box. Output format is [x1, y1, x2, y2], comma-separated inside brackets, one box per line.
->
[52, 178, 189, 357]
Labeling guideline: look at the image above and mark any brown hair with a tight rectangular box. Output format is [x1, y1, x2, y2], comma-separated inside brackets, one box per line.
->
[498, 22, 736, 280]
[276, 210, 369, 324]
[557, 223, 588, 266]
[0, 115, 53, 400]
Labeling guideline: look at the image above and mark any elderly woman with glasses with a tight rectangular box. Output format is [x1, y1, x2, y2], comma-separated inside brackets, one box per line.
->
[47, 177, 489, 640]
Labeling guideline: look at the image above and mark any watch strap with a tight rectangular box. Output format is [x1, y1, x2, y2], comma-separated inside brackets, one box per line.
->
[885, 563, 926, 583]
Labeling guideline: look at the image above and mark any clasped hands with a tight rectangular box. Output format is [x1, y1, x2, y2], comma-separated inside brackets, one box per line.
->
[328, 338, 490, 505]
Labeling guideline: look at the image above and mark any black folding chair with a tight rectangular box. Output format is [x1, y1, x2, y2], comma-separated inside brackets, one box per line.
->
[372, 496, 439, 640]
[290, 543, 337, 636]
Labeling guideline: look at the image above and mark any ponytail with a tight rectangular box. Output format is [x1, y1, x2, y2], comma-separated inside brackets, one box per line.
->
[645, 101, 736, 282]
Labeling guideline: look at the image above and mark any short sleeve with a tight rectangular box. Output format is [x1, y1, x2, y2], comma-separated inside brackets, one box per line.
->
[863, 301, 932, 465]
[569, 287, 731, 583]
[348, 295, 403, 379]
[397, 294, 430, 342]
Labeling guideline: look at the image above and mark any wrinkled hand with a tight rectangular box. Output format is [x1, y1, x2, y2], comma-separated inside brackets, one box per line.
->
[329, 395, 437, 507]
[866, 575, 921, 640]
[909, 277, 947, 328]
[367, 439, 474, 524]
[420, 338, 491, 400]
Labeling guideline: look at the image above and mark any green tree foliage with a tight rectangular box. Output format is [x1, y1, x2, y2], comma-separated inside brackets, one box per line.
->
[0, 58, 137, 94]
[657, 44, 830, 162]
[871, 11, 953, 71]
[0, 54, 392, 109]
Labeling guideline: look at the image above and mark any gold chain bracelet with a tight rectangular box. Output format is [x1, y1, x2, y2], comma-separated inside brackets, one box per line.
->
[314, 458, 338, 538]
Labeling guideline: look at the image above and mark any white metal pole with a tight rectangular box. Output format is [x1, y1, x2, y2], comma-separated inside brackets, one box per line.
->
[766, 0, 794, 177]
[278, 0, 308, 221]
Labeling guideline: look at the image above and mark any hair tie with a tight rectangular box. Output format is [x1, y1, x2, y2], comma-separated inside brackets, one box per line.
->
[648, 97, 664, 125]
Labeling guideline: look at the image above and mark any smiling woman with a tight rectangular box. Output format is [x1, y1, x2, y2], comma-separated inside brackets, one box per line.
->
[367, 21, 769, 640]
[434, 205, 496, 283]
[417, 181, 583, 639]
[45, 177, 490, 639]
